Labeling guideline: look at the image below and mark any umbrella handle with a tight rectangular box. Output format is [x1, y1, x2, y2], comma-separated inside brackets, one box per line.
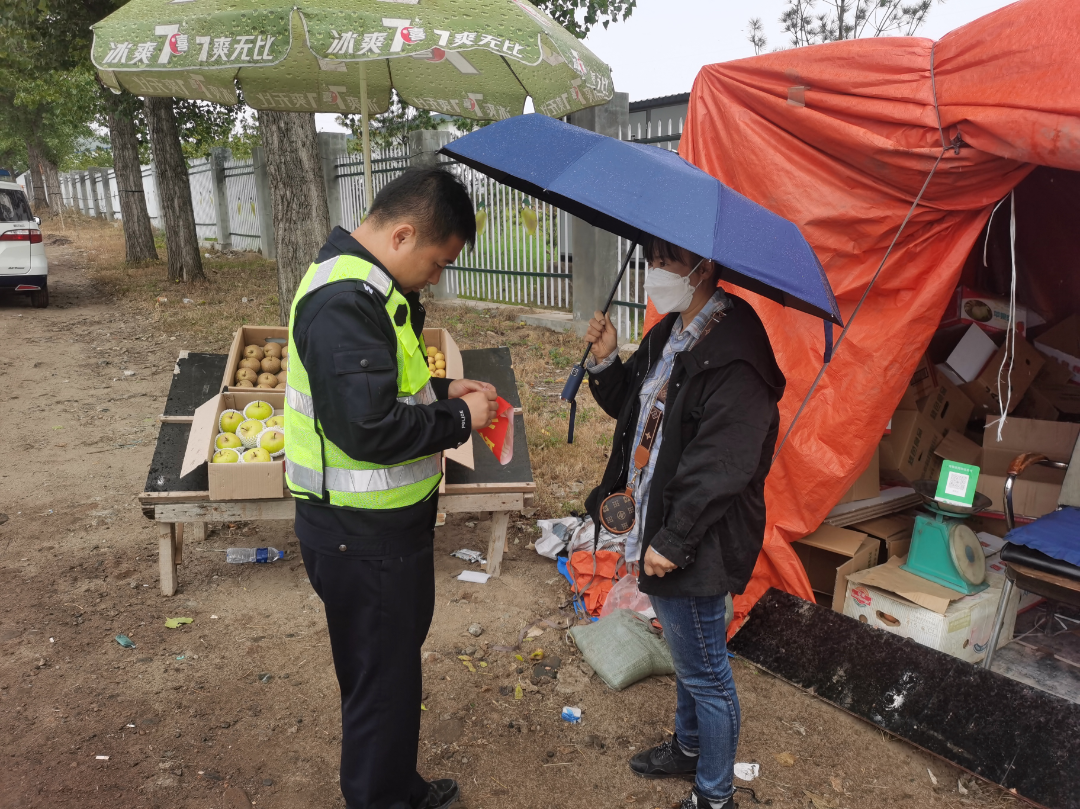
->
[560, 243, 638, 443]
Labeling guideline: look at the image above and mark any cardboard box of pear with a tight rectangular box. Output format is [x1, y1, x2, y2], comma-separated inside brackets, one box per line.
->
[212, 398, 286, 466]
[224, 324, 449, 389]
[181, 390, 287, 500]
[223, 325, 290, 393]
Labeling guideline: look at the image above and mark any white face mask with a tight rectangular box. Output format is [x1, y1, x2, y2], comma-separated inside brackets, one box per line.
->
[644, 259, 706, 314]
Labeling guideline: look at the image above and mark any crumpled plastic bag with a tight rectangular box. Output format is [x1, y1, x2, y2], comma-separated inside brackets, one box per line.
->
[535, 516, 599, 559]
[534, 515, 627, 560]
[599, 573, 655, 619]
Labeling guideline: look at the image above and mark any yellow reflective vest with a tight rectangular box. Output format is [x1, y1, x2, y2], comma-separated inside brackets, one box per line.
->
[284, 254, 440, 509]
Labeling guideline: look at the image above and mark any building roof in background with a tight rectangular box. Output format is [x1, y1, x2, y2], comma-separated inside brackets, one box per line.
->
[630, 92, 690, 111]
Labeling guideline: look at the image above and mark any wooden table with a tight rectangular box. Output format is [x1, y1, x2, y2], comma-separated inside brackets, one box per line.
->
[141, 349, 535, 595]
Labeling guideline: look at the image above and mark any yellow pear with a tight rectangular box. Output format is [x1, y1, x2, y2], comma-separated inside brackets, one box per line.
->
[219, 410, 244, 433]
[212, 448, 241, 464]
[259, 429, 285, 455]
[244, 400, 274, 420]
[237, 418, 265, 447]
[265, 415, 285, 429]
[242, 447, 272, 463]
[216, 432, 243, 450]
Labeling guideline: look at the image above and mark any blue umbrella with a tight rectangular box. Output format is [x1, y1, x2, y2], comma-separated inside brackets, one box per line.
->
[440, 113, 844, 441]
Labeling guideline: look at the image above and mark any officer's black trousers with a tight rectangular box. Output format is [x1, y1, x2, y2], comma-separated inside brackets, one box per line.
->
[301, 537, 436, 809]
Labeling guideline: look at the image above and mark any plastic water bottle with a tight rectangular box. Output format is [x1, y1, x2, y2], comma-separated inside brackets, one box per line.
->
[226, 547, 284, 564]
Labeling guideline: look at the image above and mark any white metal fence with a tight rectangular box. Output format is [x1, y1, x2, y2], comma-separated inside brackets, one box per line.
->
[443, 163, 573, 310]
[336, 143, 410, 231]
[53, 121, 683, 336]
[223, 157, 261, 252]
[188, 157, 217, 243]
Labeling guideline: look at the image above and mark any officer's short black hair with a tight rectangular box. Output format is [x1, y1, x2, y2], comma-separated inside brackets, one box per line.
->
[367, 166, 476, 249]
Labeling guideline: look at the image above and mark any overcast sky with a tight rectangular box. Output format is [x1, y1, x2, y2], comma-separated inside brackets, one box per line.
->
[316, 0, 1017, 131]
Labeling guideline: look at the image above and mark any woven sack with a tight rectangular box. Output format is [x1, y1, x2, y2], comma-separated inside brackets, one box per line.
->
[569, 608, 674, 691]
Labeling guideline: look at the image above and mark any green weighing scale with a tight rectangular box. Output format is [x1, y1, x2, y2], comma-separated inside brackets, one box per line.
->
[903, 480, 993, 595]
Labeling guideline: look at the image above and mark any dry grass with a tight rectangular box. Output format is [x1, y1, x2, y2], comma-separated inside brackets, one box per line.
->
[69, 217, 616, 518]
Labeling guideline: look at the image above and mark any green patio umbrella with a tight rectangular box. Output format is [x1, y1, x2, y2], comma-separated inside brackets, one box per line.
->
[91, 0, 614, 204]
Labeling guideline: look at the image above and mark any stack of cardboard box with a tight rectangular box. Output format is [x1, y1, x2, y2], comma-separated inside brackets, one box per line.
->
[798, 293, 1080, 662]
[878, 313, 1080, 500]
[818, 295, 1080, 663]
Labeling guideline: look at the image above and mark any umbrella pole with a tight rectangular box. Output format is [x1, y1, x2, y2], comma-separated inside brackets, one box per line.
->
[359, 63, 374, 214]
[559, 242, 637, 443]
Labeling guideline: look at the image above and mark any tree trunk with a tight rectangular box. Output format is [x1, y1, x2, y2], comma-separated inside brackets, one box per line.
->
[40, 157, 63, 217]
[259, 110, 331, 325]
[25, 141, 45, 212]
[143, 96, 204, 283]
[106, 92, 158, 263]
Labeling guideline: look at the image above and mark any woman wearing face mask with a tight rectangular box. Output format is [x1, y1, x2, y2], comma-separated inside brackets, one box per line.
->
[583, 235, 785, 809]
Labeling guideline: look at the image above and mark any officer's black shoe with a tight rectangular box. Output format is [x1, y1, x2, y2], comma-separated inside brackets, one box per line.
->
[628, 736, 699, 779]
[677, 785, 738, 809]
[423, 778, 459, 809]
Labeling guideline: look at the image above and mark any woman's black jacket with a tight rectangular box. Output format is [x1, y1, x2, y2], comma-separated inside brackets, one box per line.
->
[584, 294, 786, 598]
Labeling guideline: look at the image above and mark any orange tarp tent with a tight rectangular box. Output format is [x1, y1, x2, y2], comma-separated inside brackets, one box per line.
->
[646, 0, 1080, 632]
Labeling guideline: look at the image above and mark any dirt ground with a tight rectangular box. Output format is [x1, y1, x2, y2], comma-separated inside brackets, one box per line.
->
[0, 220, 1019, 809]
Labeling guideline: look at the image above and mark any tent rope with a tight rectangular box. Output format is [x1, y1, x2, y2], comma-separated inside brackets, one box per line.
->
[929, 42, 948, 150]
[772, 146, 948, 462]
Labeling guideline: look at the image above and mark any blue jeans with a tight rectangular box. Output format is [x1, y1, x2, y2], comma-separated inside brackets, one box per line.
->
[651, 594, 740, 805]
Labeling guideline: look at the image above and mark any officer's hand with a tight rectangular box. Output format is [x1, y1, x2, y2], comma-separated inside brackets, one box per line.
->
[448, 378, 496, 400]
[585, 310, 618, 361]
[462, 390, 499, 431]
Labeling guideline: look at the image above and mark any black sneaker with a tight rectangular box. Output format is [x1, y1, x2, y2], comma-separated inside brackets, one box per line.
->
[677, 785, 738, 809]
[628, 736, 699, 779]
[422, 778, 459, 809]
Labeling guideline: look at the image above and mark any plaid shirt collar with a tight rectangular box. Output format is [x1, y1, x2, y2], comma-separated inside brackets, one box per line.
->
[671, 288, 732, 344]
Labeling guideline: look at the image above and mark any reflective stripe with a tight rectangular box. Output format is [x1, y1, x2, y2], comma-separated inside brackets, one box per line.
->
[396, 381, 437, 407]
[286, 384, 315, 418]
[324, 454, 441, 494]
[308, 256, 392, 298]
[308, 256, 339, 291]
[286, 456, 324, 493]
[366, 265, 392, 296]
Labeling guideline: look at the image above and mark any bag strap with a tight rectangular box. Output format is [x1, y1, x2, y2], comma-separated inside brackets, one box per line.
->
[629, 309, 727, 478]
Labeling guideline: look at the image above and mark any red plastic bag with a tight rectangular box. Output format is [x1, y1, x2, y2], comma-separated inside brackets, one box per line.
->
[476, 396, 514, 465]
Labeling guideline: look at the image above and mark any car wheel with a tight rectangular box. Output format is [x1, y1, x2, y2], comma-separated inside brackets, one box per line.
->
[30, 285, 49, 308]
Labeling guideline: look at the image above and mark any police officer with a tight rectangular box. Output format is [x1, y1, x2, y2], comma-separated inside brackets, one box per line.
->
[285, 167, 496, 809]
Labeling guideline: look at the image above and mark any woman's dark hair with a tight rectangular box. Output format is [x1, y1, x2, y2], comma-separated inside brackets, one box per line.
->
[643, 234, 715, 278]
[368, 166, 476, 248]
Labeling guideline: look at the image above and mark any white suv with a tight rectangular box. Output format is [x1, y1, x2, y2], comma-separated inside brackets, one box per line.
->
[0, 179, 48, 308]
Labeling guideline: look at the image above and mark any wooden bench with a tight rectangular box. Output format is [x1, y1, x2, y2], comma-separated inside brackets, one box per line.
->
[141, 348, 535, 595]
